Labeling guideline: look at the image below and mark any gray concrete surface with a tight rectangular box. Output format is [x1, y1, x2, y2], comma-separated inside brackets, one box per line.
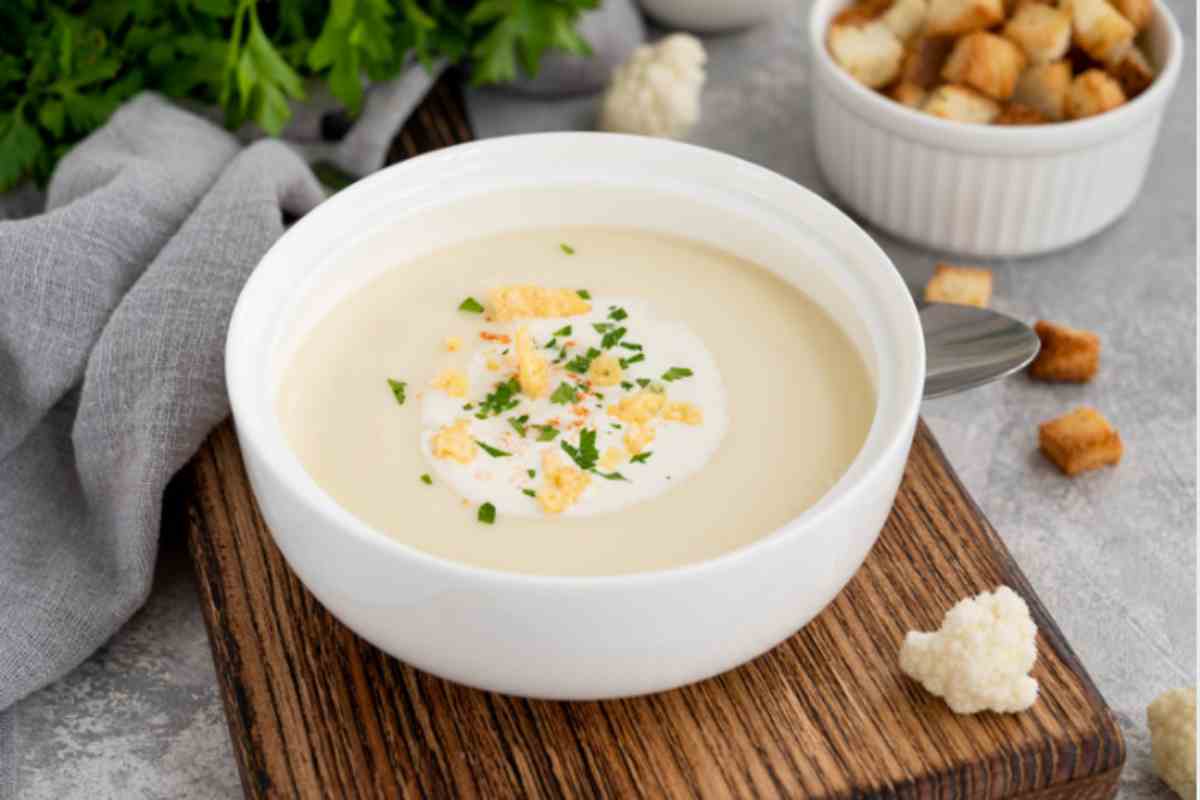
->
[7, 1, 1195, 796]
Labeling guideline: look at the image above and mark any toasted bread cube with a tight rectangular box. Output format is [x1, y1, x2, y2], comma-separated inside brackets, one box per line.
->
[1112, 0, 1151, 30]
[995, 102, 1050, 123]
[890, 81, 929, 107]
[942, 32, 1029, 100]
[882, 0, 928, 40]
[1070, 0, 1136, 64]
[1039, 407, 1123, 475]
[1012, 60, 1073, 119]
[1109, 45, 1155, 97]
[925, 0, 1005, 36]
[924, 263, 993, 306]
[901, 36, 956, 87]
[1066, 68, 1126, 117]
[1029, 320, 1101, 380]
[832, 0, 892, 26]
[1005, 3, 1072, 63]
[923, 84, 1002, 123]
[829, 22, 905, 88]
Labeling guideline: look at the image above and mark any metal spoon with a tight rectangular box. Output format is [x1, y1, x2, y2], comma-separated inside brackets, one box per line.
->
[921, 303, 1041, 399]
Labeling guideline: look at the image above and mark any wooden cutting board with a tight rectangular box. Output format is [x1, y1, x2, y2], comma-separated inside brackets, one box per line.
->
[175, 78, 1124, 799]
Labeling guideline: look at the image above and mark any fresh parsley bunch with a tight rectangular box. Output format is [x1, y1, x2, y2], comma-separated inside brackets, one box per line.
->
[0, 0, 595, 190]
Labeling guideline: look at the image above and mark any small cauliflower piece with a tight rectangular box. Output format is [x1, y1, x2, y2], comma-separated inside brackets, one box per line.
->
[515, 326, 550, 399]
[828, 22, 905, 89]
[942, 32, 1028, 100]
[900, 586, 1039, 714]
[444, 336, 462, 352]
[1066, 68, 1126, 118]
[1070, 0, 1135, 64]
[1012, 60, 1073, 119]
[588, 353, 623, 387]
[1004, 3, 1072, 64]
[925, 0, 1005, 36]
[608, 390, 667, 425]
[1148, 687, 1197, 799]
[600, 34, 707, 139]
[431, 419, 476, 464]
[662, 401, 703, 425]
[431, 368, 469, 398]
[923, 84, 1002, 123]
[488, 286, 591, 322]
[537, 450, 591, 515]
[623, 422, 656, 456]
[599, 447, 625, 472]
[881, 0, 928, 41]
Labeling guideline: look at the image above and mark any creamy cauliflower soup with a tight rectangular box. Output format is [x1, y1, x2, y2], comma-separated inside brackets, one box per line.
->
[278, 227, 875, 576]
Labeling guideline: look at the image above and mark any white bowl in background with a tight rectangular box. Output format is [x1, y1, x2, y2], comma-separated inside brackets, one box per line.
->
[225, 133, 924, 700]
[809, 0, 1183, 258]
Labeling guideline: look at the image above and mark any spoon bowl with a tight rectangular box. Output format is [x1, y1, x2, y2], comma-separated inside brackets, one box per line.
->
[921, 304, 1041, 399]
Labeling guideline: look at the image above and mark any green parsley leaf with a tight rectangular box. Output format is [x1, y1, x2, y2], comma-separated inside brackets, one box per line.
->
[553, 325, 572, 336]
[550, 382, 579, 405]
[560, 242, 575, 254]
[619, 342, 643, 351]
[476, 440, 512, 458]
[601, 327, 626, 349]
[565, 347, 602, 374]
[458, 296, 485, 313]
[577, 289, 591, 300]
[619, 353, 645, 369]
[620, 381, 634, 390]
[387, 379, 407, 405]
[522, 488, 537, 498]
[592, 322, 612, 333]
[527, 468, 536, 478]
[420, 473, 433, 484]
[608, 307, 628, 321]
[662, 367, 694, 382]
[544, 337, 557, 349]
[508, 414, 529, 437]
[593, 470, 628, 481]
[477, 502, 496, 524]
[630, 452, 652, 464]
[636, 378, 651, 388]
[476, 378, 521, 418]
[536, 425, 560, 441]
[561, 428, 599, 471]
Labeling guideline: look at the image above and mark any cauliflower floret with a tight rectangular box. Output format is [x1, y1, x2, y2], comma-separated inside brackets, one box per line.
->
[899, 585, 1038, 714]
[515, 326, 549, 399]
[431, 368, 468, 398]
[662, 401, 703, 425]
[537, 450, 591, 515]
[588, 352, 623, 387]
[431, 419, 476, 464]
[623, 422, 656, 455]
[488, 286, 591, 322]
[608, 390, 667, 425]
[1148, 687, 1196, 799]
[600, 34, 707, 139]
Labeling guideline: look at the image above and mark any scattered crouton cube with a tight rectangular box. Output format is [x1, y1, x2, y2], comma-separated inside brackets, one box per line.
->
[882, 0, 929, 41]
[829, 22, 905, 88]
[1109, 45, 1155, 97]
[832, 0, 892, 27]
[1029, 320, 1101, 381]
[1066, 68, 1127, 118]
[1070, 0, 1136, 64]
[1004, 3, 1072, 63]
[1038, 407, 1123, 475]
[924, 263, 993, 307]
[942, 32, 1029, 99]
[901, 36, 957, 87]
[925, 0, 1005, 36]
[923, 84, 1002, 123]
[1112, 0, 1152, 30]
[1012, 60, 1073, 119]
[995, 102, 1050, 123]
[890, 81, 929, 107]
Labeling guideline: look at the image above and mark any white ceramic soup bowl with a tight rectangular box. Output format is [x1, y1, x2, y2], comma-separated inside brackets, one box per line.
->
[226, 133, 924, 700]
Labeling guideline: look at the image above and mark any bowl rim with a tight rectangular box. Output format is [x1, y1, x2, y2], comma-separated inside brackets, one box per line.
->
[808, 0, 1184, 154]
[226, 133, 925, 590]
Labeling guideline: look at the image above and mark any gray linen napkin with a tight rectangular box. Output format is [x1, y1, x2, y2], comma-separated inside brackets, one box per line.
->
[0, 93, 324, 721]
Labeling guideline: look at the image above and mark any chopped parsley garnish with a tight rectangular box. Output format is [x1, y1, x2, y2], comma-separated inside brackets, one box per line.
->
[620, 381, 634, 390]
[527, 469, 536, 478]
[662, 367, 694, 382]
[560, 243, 575, 255]
[544, 338, 557, 349]
[387, 379, 407, 406]
[610, 422, 622, 429]
[608, 307, 628, 321]
[476, 378, 521, 418]
[458, 297, 485, 313]
[476, 440, 512, 458]
[462, 403, 475, 410]
[477, 503, 496, 524]
[565, 347, 602, 374]
[646, 382, 666, 394]
[600, 326, 626, 349]
[619, 341, 642, 351]
[420, 473, 433, 484]
[593, 322, 612, 334]
[630, 452, 652, 464]
[535, 425, 559, 441]
[636, 378, 651, 388]
[619, 353, 645, 369]
[508, 415, 529, 437]
[553, 348, 568, 365]
[522, 488, 537, 498]
[550, 382, 579, 405]
[577, 289, 591, 300]
[594, 471, 628, 481]
[561, 428, 599, 471]
[552, 325, 572, 337]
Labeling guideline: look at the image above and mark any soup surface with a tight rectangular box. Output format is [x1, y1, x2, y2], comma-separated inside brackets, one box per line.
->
[278, 226, 875, 576]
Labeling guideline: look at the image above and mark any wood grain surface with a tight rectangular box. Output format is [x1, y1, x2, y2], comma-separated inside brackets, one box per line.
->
[178, 77, 1125, 799]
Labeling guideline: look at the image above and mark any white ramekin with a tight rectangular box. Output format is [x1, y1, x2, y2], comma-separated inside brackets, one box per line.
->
[809, 0, 1183, 258]
[226, 133, 923, 700]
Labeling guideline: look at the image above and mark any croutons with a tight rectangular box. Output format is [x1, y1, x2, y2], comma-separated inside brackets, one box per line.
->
[900, 36, 956, 87]
[1011, 59, 1073, 119]
[623, 422, 656, 456]
[890, 81, 929, 107]
[587, 352, 623, 387]
[1029, 320, 1101, 381]
[995, 102, 1049, 123]
[488, 286, 591, 322]
[1112, 0, 1152, 30]
[662, 401, 704, 425]
[1069, 0, 1136, 64]
[1038, 407, 1123, 475]
[942, 32, 1028, 99]
[515, 326, 550, 398]
[537, 450, 591, 514]
[1109, 45, 1155, 97]
[923, 263, 993, 307]
[608, 390, 666, 425]
[923, 84, 1002, 123]
[431, 368, 469, 398]
[1066, 68, 1126, 118]
[832, 0, 892, 27]
[925, 0, 1006, 36]
[431, 419, 477, 464]
[882, 0, 929, 41]
[1004, 3, 1072, 63]
[829, 22, 905, 88]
